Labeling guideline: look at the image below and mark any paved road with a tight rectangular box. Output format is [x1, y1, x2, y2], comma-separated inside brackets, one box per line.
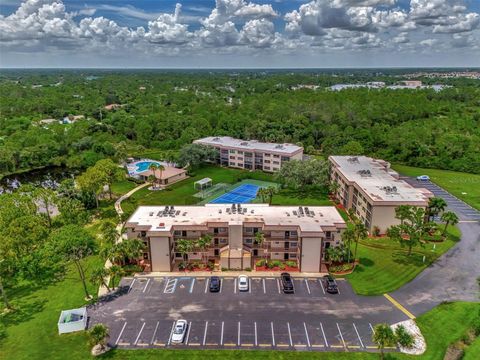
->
[391, 178, 480, 315]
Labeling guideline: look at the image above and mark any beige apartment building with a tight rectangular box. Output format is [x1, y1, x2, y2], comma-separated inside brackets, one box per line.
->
[329, 156, 433, 234]
[125, 204, 346, 273]
[193, 136, 304, 172]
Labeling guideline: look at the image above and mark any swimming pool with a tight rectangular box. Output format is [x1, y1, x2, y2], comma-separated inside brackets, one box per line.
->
[127, 160, 166, 176]
[209, 183, 260, 204]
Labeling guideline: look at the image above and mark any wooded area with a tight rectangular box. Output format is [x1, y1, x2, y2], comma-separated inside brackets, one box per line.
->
[1, 70, 479, 176]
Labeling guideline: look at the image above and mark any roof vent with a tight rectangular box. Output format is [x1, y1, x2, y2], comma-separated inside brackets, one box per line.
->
[240, 141, 249, 146]
[275, 144, 285, 149]
[357, 169, 372, 177]
[348, 156, 359, 163]
[149, 212, 154, 216]
[212, 137, 221, 142]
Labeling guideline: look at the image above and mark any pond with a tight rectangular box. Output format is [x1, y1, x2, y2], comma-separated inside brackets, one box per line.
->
[0, 167, 79, 194]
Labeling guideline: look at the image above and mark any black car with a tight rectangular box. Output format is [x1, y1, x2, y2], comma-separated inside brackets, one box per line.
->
[281, 272, 294, 294]
[209, 276, 221, 292]
[323, 275, 338, 294]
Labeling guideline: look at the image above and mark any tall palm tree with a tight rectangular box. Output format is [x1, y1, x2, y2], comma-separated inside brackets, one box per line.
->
[353, 222, 368, 264]
[341, 228, 355, 264]
[427, 197, 447, 222]
[148, 163, 158, 188]
[255, 231, 266, 260]
[90, 267, 111, 292]
[108, 265, 124, 290]
[329, 182, 340, 201]
[440, 211, 459, 237]
[257, 188, 267, 203]
[195, 235, 211, 266]
[176, 239, 194, 264]
[265, 186, 277, 205]
[395, 205, 413, 226]
[372, 323, 396, 360]
[156, 164, 165, 186]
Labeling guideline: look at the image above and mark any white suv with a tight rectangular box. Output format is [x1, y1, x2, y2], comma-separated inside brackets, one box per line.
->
[171, 319, 188, 344]
[238, 275, 249, 292]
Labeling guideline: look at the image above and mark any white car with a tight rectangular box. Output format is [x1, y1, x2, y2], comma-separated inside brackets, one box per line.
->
[238, 275, 249, 292]
[171, 319, 188, 344]
[417, 175, 430, 181]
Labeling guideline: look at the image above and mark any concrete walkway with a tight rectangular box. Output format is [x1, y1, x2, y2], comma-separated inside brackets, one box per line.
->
[134, 271, 330, 278]
[98, 181, 150, 297]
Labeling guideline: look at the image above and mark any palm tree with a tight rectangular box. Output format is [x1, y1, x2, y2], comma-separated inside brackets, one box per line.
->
[372, 323, 396, 360]
[147, 174, 156, 188]
[427, 197, 447, 222]
[353, 222, 368, 264]
[148, 163, 158, 188]
[255, 231, 266, 260]
[326, 246, 343, 264]
[341, 228, 355, 264]
[88, 324, 110, 351]
[121, 239, 145, 264]
[395, 205, 413, 226]
[265, 186, 277, 205]
[176, 239, 194, 265]
[440, 211, 459, 237]
[257, 188, 268, 203]
[195, 235, 211, 266]
[156, 164, 165, 186]
[90, 267, 111, 292]
[329, 182, 340, 201]
[108, 265, 124, 290]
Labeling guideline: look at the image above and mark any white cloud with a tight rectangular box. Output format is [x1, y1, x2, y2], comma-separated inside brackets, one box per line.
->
[145, 4, 192, 44]
[240, 18, 276, 47]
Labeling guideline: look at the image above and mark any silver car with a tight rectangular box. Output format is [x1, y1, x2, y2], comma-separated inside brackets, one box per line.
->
[171, 319, 188, 344]
[238, 275, 249, 292]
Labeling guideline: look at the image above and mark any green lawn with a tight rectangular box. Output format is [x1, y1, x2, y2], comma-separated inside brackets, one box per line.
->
[120, 165, 332, 215]
[346, 226, 461, 295]
[392, 164, 480, 210]
[464, 336, 480, 360]
[110, 179, 138, 196]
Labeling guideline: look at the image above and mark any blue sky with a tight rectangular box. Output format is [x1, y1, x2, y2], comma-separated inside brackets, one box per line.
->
[1, 0, 479, 68]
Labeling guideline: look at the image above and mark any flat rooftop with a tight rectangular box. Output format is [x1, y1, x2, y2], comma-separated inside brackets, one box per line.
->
[330, 156, 432, 204]
[194, 136, 303, 155]
[126, 204, 346, 234]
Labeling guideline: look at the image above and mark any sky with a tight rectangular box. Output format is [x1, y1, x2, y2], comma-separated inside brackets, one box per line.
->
[0, 0, 479, 68]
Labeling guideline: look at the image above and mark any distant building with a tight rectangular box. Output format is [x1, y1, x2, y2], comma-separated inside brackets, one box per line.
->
[38, 118, 59, 125]
[194, 136, 303, 172]
[136, 166, 187, 187]
[125, 204, 346, 272]
[62, 115, 85, 124]
[329, 156, 433, 234]
[104, 103, 122, 111]
[400, 80, 422, 87]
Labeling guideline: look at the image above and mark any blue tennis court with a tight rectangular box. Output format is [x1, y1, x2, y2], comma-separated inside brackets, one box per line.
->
[209, 183, 260, 204]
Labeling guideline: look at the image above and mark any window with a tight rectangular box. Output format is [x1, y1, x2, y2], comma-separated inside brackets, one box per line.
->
[290, 241, 298, 247]
[245, 227, 253, 233]
[244, 238, 253, 244]
[264, 166, 270, 170]
[326, 231, 331, 239]
[218, 227, 227, 233]
[174, 230, 181, 236]
[143, 252, 149, 260]
[220, 239, 227, 244]
[273, 154, 280, 158]
[229, 156, 235, 159]
[264, 160, 271, 164]
[229, 149, 235, 153]
[273, 161, 279, 165]
[281, 156, 289, 161]
[230, 162, 236, 166]
[264, 153, 271, 157]
[175, 252, 182, 258]
[140, 231, 146, 237]
[238, 151, 243, 154]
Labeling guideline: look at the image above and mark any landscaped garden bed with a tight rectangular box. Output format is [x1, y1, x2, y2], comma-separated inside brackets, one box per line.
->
[254, 260, 299, 272]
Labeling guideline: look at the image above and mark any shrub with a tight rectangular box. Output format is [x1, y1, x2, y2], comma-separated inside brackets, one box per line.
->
[244, 267, 252, 272]
[178, 262, 187, 270]
[88, 323, 109, 349]
[372, 225, 381, 237]
[395, 325, 414, 348]
[122, 264, 143, 275]
[221, 267, 228, 271]
[285, 260, 297, 267]
[256, 259, 267, 267]
[272, 260, 282, 267]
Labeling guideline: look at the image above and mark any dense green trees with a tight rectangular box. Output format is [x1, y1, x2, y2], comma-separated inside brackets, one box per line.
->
[1, 71, 479, 178]
[274, 158, 329, 189]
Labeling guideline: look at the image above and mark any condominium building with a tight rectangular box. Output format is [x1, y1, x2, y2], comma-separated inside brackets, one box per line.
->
[193, 136, 303, 172]
[329, 156, 433, 234]
[125, 204, 346, 273]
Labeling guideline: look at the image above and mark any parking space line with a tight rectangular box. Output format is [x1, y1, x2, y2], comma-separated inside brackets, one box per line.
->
[337, 323, 346, 350]
[115, 321, 127, 345]
[203, 321, 208, 346]
[335, 280, 341, 294]
[238, 321, 241, 346]
[163, 277, 169, 293]
[262, 278, 266, 294]
[303, 322, 311, 348]
[220, 321, 224, 345]
[249, 278, 252, 293]
[204, 278, 209, 293]
[189, 278, 195, 293]
[128, 279, 136, 293]
[287, 322, 293, 347]
[185, 322, 192, 344]
[271, 322, 275, 346]
[304, 279, 311, 294]
[320, 322, 328, 347]
[220, 278, 223, 293]
[291, 279, 295, 293]
[353, 323, 365, 348]
[234, 278, 237, 294]
[134, 322, 145, 345]
[254, 322, 258, 346]
[150, 321, 159, 345]
[167, 321, 175, 346]
[276, 278, 280, 293]
[319, 279, 326, 294]
[142, 279, 150, 293]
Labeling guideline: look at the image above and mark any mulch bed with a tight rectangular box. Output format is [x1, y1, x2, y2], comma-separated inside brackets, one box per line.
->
[255, 266, 299, 272]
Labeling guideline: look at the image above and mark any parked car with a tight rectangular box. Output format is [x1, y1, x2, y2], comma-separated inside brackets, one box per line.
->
[280, 272, 294, 293]
[323, 275, 338, 294]
[416, 175, 430, 181]
[171, 319, 188, 344]
[209, 276, 221, 292]
[238, 275, 249, 292]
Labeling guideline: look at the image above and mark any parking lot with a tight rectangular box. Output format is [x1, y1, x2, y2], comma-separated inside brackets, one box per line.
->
[89, 275, 407, 352]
